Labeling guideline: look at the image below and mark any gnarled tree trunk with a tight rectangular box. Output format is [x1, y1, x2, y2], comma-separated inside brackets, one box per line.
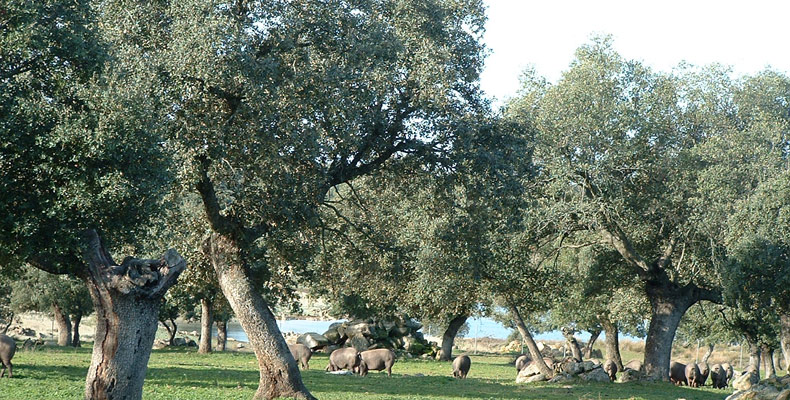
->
[510, 304, 553, 378]
[82, 230, 185, 400]
[72, 312, 82, 347]
[205, 233, 314, 400]
[561, 327, 583, 361]
[601, 317, 623, 370]
[439, 314, 468, 362]
[199, 298, 213, 354]
[53, 303, 72, 347]
[216, 320, 228, 351]
[584, 328, 601, 359]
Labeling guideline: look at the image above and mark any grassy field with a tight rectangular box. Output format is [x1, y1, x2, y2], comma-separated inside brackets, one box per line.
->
[2, 345, 735, 400]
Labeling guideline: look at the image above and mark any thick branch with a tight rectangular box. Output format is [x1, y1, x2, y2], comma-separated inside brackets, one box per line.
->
[598, 226, 650, 274]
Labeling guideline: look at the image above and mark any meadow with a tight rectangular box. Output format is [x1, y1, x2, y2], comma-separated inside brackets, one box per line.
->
[2, 345, 734, 400]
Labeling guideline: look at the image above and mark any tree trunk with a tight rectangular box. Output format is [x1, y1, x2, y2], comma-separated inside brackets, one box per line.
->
[53, 303, 72, 347]
[160, 319, 177, 346]
[439, 314, 468, 362]
[701, 343, 714, 363]
[642, 275, 696, 381]
[561, 327, 583, 361]
[82, 230, 185, 400]
[216, 320, 227, 352]
[583, 328, 601, 359]
[199, 298, 213, 354]
[205, 233, 315, 400]
[72, 312, 82, 347]
[746, 338, 761, 377]
[601, 317, 623, 370]
[510, 304, 553, 378]
[781, 314, 790, 372]
[763, 345, 776, 379]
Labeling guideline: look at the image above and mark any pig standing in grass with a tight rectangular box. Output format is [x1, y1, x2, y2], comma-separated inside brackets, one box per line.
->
[358, 348, 396, 377]
[0, 334, 16, 378]
[288, 343, 312, 370]
[327, 347, 361, 373]
[603, 359, 618, 381]
[452, 354, 470, 379]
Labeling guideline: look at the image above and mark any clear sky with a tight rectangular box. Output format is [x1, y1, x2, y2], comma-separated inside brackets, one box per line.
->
[480, 0, 790, 105]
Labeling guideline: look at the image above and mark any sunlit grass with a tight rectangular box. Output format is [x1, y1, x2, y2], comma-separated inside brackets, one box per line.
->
[1, 345, 734, 399]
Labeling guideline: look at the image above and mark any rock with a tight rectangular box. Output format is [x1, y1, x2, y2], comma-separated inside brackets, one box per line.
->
[186, 339, 197, 347]
[619, 368, 644, 383]
[579, 367, 610, 382]
[173, 337, 187, 346]
[390, 326, 410, 337]
[519, 363, 543, 377]
[560, 360, 583, 376]
[236, 343, 245, 349]
[323, 328, 341, 344]
[297, 332, 330, 350]
[349, 334, 370, 352]
[411, 331, 425, 341]
[580, 360, 597, 372]
[346, 322, 372, 338]
[732, 371, 760, 392]
[516, 373, 547, 384]
[404, 319, 422, 331]
[548, 373, 575, 383]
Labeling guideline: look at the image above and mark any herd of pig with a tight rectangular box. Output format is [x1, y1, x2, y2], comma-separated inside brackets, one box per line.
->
[288, 343, 472, 378]
[669, 360, 735, 388]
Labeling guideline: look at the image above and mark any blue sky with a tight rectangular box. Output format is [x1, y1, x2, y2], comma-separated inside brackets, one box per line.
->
[480, 0, 790, 105]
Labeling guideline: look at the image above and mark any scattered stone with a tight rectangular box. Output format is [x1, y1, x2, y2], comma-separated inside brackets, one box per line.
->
[297, 332, 330, 350]
[516, 373, 546, 384]
[618, 368, 644, 383]
[578, 367, 610, 382]
[548, 373, 575, 383]
[732, 370, 760, 392]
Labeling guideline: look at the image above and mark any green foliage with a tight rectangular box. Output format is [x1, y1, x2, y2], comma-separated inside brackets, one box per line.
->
[1, 0, 175, 273]
[10, 269, 92, 318]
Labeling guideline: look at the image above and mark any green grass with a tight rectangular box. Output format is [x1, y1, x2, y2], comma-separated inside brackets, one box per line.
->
[2, 346, 734, 399]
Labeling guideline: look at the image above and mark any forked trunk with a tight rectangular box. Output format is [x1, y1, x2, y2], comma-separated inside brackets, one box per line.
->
[82, 230, 185, 400]
[439, 314, 468, 361]
[53, 303, 72, 346]
[561, 327, 583, 361]
[2, 312, 14, 334]
[205, 234, 315, 400]
[601, 317, 623, 370]
[510, 304, 553, 378]
[763, 345, 776, 379]
[643, 280, 694, 380]
[72, 312, 82, 347]
[216, 320, 228, 351]
[584, 329, 601, 359]
[199, 298, 213, 354]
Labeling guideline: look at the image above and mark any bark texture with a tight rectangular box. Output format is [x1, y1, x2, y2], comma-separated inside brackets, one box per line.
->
[584, 329, 601, 359]
[216, 320, 228, 352]
[82, 230, 185, 400]
[561, 327, 583, 361]
[747, 339, 761, 376]
[510, 304, 553, 378]
[199, 298, 213, 354]
[701, 343, 714, 363]
[439, 314, 468, 362]
[53, 303, 72, 347]
[205, 234, 315, 400]
[601, 317, 623, 370]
